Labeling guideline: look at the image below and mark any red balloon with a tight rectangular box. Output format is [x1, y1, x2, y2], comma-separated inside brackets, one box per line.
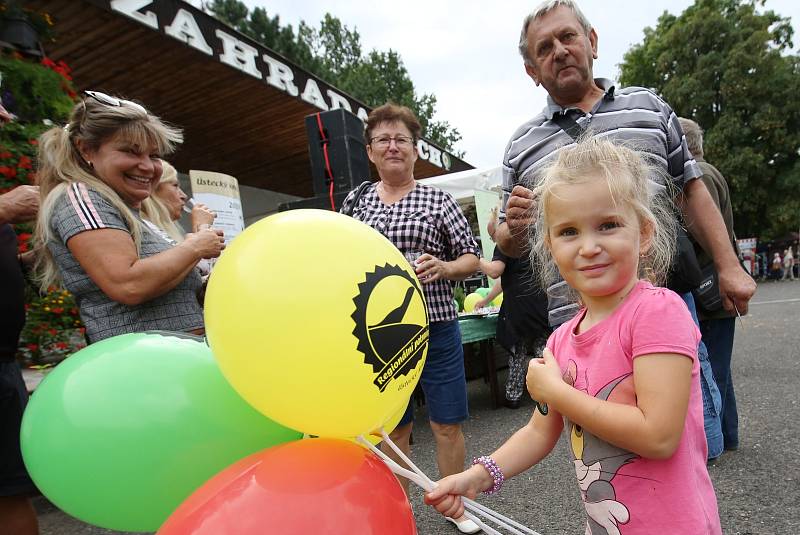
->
[158, 438, 416, 535]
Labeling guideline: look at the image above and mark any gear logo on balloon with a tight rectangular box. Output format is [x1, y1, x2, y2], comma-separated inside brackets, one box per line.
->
[351, 263, 429, 393]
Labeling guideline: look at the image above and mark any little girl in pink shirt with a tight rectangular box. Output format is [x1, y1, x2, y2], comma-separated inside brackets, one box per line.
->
[425, 138, 721, 534]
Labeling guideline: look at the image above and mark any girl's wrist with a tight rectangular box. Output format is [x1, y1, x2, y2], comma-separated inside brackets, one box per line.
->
[471, 456, 505, 495]
[466, 464, 494, 494]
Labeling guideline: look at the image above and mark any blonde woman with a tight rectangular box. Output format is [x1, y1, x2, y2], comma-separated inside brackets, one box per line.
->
[34, 91, 224, 343]
[141, 161, 216, 243]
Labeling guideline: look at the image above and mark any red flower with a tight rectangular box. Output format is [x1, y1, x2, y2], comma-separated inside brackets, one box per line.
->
[18, 156, 32, 169]
[28, 140, 39, 146]
[0, 151, 12, 159]
[52, 308, 64, 315]
[26, 343, 38, 351]
[48, 328, 58, 336]
[0, 166, 17, 178]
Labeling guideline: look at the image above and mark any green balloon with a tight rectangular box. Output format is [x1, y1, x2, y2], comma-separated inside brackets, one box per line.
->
[475, 287, 491, 298]
[21, 332, 302, 532]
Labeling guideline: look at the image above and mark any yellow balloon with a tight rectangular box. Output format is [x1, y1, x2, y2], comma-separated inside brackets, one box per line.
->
[205, 210, 428, 438]
[492, 292, 504, 307]
[463, 292, 482, 312]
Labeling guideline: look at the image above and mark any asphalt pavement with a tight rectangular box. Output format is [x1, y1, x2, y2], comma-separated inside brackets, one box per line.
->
[34, 280, 800, 534]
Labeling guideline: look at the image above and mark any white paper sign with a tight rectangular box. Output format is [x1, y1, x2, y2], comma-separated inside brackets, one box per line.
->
[189, 170, 244, 245]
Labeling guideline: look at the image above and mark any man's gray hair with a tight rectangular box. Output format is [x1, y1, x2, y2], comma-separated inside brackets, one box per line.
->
[678, 117, 704, 158]
[518, 0, 592, 66]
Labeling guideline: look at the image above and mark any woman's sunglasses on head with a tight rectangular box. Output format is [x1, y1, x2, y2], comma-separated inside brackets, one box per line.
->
[84, 90, 147, 114]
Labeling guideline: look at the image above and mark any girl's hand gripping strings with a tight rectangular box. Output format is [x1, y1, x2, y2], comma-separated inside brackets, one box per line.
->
[424, 465, 495, 520]
[526, 348, 564, 411]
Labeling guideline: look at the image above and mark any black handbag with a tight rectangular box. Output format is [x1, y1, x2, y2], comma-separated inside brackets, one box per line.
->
[342, 181, 372, 217]
[666, 226, 704, 294]
[691, 263, 722, 311]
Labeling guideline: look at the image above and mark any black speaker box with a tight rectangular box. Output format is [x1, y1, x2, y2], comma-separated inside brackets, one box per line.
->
[305, 108, 370, 197]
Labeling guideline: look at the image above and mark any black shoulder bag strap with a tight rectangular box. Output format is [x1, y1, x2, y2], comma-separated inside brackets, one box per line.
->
[342, 181, 372, 217]
[551, 111, 585, 141]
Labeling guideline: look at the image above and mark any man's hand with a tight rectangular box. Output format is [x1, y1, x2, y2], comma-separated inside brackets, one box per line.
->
[718, 264, 756, 315]
[495, 185, 536, 257]
[506, 185, 536, 240]
[0, 185, 39, 224]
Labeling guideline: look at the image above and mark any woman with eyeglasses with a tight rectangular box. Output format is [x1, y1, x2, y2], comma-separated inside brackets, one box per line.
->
[340, 103, 481, 534]
[33, 92, 224, 343]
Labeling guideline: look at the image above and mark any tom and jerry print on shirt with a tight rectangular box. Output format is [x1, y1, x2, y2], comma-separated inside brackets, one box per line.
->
[563, 360, 639, 535]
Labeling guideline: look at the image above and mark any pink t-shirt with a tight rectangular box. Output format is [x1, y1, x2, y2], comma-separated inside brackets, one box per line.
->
[546, 280, 721, 534]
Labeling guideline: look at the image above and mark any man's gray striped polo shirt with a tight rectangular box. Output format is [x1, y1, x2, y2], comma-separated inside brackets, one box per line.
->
[500, 78, 702, 325]
[500, 78, 701, 214]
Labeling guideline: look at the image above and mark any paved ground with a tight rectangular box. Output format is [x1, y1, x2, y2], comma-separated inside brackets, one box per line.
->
[35, 280, 800, 534]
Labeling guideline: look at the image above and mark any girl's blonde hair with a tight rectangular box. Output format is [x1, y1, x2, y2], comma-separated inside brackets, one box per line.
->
[34, 95, 183, 292]
[529, 137, 677, 292]
[140, 161, 186, 243]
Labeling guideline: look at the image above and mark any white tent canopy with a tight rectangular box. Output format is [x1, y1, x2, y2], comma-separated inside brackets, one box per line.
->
[418, 166, 503, 200]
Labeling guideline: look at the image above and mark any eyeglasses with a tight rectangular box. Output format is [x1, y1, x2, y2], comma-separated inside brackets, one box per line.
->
[84, 90, 147, 114]
[369, 135, 415, 149]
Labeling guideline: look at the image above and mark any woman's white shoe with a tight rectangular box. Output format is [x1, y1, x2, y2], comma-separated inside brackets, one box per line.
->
[447, 515, 481, 534]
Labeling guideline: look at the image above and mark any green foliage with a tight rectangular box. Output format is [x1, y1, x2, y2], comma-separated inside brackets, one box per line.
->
[18, 287, 86, 366]
[618, 0, 800, 240]
[207, 1, 463, 155]
[0, 56, 74, 124]
[0, 53, 83, 364]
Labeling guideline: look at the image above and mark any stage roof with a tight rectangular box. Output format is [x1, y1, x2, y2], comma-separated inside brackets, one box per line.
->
[28, 0, 473, 197]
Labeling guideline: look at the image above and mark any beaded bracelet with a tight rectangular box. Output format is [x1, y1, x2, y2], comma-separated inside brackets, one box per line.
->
[472, 455, 504, 495]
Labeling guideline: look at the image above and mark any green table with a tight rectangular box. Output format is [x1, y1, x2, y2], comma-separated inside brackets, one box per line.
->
[458, 314, 498, 344]
[458, 314, 502, 409]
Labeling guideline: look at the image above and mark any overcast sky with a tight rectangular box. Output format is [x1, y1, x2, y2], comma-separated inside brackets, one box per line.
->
[219, 1, 800, 169]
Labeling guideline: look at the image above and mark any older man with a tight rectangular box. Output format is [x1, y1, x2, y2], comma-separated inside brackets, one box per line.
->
[680, 116, 742, 454]
[496, 0, 754, 315]
[496, 0, 756, 461]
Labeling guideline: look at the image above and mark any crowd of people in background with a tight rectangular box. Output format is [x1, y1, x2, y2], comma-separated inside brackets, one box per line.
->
[766, 246, 797, 280]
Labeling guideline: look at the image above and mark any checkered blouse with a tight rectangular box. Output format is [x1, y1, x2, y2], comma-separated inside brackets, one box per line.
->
[341, 182, 480, 322]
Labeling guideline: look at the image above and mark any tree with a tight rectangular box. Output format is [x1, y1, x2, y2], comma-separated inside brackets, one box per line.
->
[206, 1, 462, 155]
[619, 0, 800, 240]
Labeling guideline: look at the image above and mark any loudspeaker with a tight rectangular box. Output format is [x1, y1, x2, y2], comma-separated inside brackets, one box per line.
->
[305, 108, 370, 197]
[278, 191, 351, 212]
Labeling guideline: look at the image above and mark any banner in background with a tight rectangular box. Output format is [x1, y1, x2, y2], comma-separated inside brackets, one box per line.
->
[473, 188, 502, 284]
[189, 171, 245, 245]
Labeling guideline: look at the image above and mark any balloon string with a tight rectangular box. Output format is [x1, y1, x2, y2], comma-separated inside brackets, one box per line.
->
[375, 428, 532, 533]
[355, 435, 433, 491]
[356, 435, 499, 534]
[358, 432, 542, 535]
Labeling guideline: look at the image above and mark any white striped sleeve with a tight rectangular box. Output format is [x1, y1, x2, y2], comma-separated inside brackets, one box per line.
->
[52, 183, 130, 242]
